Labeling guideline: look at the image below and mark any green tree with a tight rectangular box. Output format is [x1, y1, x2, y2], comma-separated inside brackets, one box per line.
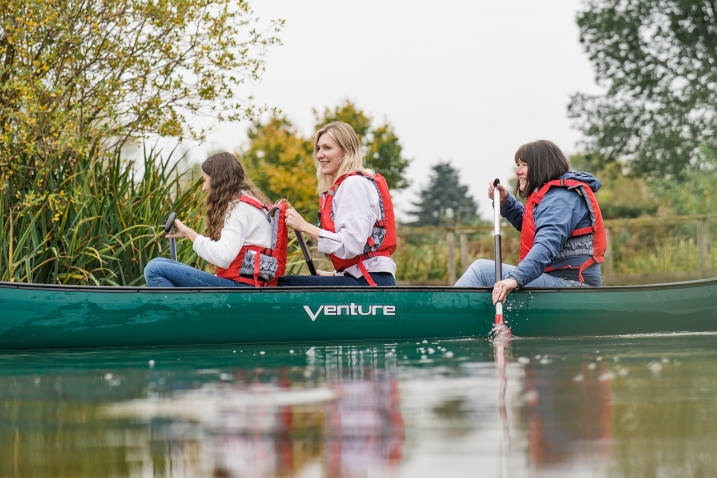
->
[570, 153, 660, 219]
[315, 100, 411, 190]
[410, 161, 479, 226]
[0, 0, 281, 284]
[568, 0, 717, 179]
[0, 0, 282, 166]
[237, 115, 317, 218]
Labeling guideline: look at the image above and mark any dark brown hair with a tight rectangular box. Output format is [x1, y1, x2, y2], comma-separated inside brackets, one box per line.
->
[201, 152, 270, 240]
[514, 140, 569, 199]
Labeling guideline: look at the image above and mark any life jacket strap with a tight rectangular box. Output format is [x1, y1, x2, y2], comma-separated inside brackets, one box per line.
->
[570, 226, 595, 237]
[544, 254, 604, 284]
[357, 260, 378, 287]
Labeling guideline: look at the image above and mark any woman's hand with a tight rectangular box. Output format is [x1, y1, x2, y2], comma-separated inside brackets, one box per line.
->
[285, 208, 310, 232]
[167, 219, 199, 243]
[492, 278, 519, 304]
[488, 181, 508, 204]
[285, 208, 322, 240]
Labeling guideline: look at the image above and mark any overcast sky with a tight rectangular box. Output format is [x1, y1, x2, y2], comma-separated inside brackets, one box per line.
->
[194, 0, 603, 219]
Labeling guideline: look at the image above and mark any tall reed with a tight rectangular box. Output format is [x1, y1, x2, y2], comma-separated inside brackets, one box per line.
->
[0, 148, 203, 285]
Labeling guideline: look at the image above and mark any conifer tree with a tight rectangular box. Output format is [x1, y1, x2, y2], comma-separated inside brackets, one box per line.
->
[410, 161, 479, 226]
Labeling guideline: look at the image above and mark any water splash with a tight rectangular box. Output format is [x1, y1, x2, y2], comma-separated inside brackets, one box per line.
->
[490, 323, 514, 342]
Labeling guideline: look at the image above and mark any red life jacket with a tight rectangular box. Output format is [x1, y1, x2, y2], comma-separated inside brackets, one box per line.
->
[519, 178, 606, 283]
[216, 196, 288, 287]
[319, 171, 397, 287]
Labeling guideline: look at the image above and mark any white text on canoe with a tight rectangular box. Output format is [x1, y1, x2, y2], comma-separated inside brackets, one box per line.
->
[303, 304, 396, 321]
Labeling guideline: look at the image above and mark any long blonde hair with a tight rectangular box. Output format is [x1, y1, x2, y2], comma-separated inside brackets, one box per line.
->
[314, 122, 373, 193]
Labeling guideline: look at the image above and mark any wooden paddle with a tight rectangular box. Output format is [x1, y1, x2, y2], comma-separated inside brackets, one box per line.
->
[294, 230, 317, 275]
[493, 179, 512, 337]
[164, 212, 177, 261]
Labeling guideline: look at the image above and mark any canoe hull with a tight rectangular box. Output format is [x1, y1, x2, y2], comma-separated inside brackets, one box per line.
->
[2, 279, 717, 350]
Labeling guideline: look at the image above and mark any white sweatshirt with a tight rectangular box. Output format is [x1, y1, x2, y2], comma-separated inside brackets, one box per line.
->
[318, 175, 397, 278]
[193, 197, 273, 269]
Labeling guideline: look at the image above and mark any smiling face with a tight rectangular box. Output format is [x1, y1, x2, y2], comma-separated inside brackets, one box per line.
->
[201, 172, 211, 194]
[516, 159, 529, 192]
[315, 133, 345, 178]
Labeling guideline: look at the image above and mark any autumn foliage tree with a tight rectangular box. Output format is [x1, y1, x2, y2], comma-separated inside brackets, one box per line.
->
[239, 115, 316, 217]
[316, 100, 411, 190]
[238, 101, 412, 220]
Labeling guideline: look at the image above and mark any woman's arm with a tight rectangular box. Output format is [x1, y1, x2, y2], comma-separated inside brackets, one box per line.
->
[285, 209, 322, 240]
[506, 188, 579, 287]
[316, 177, 376, 259]
[286, 177, 376, 260]
[500, 193, 524, 231]
[488, 182, 523, 231]
[190, 206, 251, 269]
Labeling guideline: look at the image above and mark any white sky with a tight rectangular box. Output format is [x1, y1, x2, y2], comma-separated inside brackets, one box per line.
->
[193, 0, 603, 220]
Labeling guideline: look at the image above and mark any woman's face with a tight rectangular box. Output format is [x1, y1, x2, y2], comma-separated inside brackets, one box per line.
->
[316, 133, 344, 177]
[516, 159, 529, 192]
[201, 172, 211, 194]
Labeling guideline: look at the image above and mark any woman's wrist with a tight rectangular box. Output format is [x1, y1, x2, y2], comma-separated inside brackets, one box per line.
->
[301, 223, 322, 241]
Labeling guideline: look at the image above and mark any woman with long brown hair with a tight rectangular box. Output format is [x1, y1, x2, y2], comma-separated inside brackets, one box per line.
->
[144, 152, 275, 287]
[456, 140, 606, 304]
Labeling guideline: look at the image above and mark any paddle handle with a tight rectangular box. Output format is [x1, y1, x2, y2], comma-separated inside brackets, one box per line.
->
[295, 230, 317, 276]
[493, 178, 504, 325]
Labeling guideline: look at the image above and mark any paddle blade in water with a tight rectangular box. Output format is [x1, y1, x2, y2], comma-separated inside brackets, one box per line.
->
[491, 322, 513, 340]
[491, 301, 513, 339]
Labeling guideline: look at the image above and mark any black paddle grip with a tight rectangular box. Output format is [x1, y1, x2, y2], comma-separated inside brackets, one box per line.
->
[164, 212, 177, 234]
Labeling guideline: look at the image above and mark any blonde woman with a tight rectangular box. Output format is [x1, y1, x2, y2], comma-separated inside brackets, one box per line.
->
[281, 122, 397, 287]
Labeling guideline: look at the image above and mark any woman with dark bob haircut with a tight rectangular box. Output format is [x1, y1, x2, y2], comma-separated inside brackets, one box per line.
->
[456, 140, 606, 304]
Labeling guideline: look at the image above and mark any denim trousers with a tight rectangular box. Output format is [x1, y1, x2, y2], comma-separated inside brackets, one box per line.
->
[454, 259, 588, 288]
[144, 257, 252, 288]
[279, 272, 396, 287]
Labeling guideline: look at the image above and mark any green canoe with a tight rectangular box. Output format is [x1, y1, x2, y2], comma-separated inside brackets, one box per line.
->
[2, 277, 717, 350]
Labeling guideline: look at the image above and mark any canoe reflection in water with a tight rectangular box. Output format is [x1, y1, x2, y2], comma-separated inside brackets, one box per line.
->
[106, 367, 405, 477]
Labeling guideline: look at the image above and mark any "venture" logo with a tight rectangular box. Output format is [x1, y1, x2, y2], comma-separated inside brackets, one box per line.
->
[303, 303, 396, 321]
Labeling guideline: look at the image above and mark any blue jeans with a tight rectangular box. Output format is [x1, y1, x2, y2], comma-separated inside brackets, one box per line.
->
[144, 258, 253, 288]
[279, 272, 396, 287]
[455, 259, 588, 288]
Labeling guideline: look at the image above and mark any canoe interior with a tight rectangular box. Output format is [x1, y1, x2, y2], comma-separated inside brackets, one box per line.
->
[2, 278, 717, 350]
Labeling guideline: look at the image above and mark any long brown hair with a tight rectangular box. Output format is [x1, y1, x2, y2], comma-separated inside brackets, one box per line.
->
[201, 152, 270, 240]
[514, 140, 569, 199]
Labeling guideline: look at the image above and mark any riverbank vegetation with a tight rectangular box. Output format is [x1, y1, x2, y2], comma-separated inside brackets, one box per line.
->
[3, 0, 717, 285]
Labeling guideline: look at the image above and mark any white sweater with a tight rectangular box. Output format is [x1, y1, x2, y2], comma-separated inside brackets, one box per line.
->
[318, 175, 397, 278]
[193, 198, 273, 269]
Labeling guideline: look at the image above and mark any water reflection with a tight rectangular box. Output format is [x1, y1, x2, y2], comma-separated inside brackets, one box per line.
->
[1, 335, 717, 477]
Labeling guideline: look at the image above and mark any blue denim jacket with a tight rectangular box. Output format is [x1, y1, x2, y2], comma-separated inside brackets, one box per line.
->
[500, 172, 603, 287]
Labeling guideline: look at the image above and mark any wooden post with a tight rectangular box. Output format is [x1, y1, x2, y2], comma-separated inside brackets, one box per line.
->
[446, 230, 456, 285]
[460, 232, 469, 274]
[698, 219, 707, 278]
[604, 227, 613, 277]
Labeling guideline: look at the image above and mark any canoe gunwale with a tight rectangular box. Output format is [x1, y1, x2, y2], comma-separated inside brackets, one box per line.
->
[1, 277, 717, 294]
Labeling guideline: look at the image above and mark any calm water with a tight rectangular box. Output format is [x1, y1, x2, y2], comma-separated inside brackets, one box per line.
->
[1, 333, 717, 477]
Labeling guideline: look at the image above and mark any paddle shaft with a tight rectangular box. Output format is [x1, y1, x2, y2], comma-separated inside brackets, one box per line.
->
[493, 179, 504, 325]
[165, 212, 178, 261]
[295, 230, 317, 276]
[169, 237, 177, 262]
